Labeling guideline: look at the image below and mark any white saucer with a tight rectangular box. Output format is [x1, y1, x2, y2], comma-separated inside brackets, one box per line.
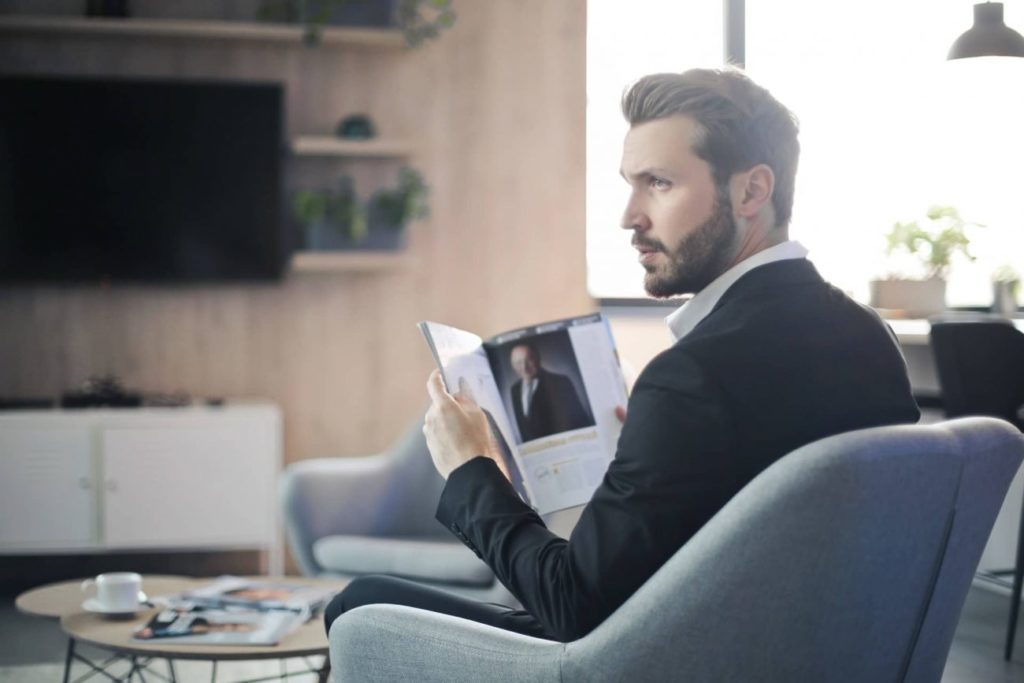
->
[82, 593, 148, 616]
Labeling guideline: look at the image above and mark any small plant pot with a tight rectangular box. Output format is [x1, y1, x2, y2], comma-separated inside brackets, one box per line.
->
[992, 280, 1019, 317]
[325, 0, 397, 28]
[304, 219, 355, 250]
[869, 278, 947, 317]
[303, 220, 406, 251]
[349, 228, 406, 251]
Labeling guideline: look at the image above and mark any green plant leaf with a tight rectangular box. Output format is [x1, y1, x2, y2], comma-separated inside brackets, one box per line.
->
[293, 190, 329, 223]
[883, 205, 982, 279]
[349, 204, 369, 241]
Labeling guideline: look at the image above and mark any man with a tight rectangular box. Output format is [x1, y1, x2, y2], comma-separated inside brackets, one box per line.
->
[324, 68, 920, 642]
[508, 342, 591, 442]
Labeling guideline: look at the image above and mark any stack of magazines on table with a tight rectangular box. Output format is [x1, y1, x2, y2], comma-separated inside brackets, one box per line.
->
[132, 576, 336, 646]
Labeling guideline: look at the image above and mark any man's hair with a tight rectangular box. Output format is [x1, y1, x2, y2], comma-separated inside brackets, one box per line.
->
[621, 68, 800, 228]
[511, 342, 539, 361]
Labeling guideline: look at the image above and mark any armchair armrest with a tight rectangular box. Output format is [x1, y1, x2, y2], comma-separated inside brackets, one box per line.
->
[329, 604, 563, 683]
[280, 452, 400, 576]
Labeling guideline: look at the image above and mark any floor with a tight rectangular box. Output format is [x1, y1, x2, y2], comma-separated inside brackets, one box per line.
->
[1, 584, 1023, 682]
[942, 585, 1024, 682]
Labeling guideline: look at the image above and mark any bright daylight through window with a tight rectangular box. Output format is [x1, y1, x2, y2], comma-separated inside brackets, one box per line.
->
[587, 0, 1024, 307]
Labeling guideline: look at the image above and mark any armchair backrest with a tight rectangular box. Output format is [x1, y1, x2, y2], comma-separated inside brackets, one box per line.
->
[904, 418, 1023, 680]
[563, 418, 1023, 682]
[375, 414, 451, 538]
[280, 414, 450, 576]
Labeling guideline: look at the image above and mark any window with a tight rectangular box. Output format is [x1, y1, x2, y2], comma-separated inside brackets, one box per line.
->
[587, 0, 1024, 306]
[586, 0, 722, 300]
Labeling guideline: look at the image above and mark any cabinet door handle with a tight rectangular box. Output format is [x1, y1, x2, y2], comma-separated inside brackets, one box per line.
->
[79, 477, 91, 490]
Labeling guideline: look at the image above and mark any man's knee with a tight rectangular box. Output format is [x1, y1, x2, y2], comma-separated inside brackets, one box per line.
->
[323, 575, 390, 635]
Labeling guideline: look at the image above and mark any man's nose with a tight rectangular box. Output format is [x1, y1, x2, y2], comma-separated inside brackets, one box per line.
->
[620, 195, 649, 232]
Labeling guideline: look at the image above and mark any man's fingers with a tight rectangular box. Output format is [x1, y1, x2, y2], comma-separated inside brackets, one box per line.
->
[423, 400, 438, 425]
[425, 369, 443, 399]
[614, 405, 627, 423]
[426, 370, 452, 404]
[455, 390, 478, 408]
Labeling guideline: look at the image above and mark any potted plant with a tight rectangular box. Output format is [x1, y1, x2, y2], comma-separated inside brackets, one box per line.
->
[293, 167, 429, 251]
[870, 205, 983, 317]
[367, 166, 429, 248]
[992, 264, 1020, 317]
[257, 0, 456, 46]
[293, 175, 368, 250]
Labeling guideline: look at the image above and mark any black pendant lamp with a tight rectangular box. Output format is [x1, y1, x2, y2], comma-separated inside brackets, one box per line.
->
[948, 2, 1024, 59]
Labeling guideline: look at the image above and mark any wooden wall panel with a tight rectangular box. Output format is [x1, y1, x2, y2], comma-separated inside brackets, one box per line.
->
[0, 1, 592, 467]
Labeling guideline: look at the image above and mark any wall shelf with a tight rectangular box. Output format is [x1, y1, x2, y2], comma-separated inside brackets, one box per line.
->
[290, 136, 412, 158]
[2, 14, 416, 278]
[290, 250, 411, 273]
[0, 15, 406, 48]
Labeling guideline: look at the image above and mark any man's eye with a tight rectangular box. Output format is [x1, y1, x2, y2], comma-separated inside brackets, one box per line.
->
[649, 177, 670, 190]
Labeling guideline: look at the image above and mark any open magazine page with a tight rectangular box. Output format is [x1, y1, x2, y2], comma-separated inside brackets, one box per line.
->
[484, 314, 628, 515]
[417, 321, 533, 506]
[179, 575, 334, 614]
[132, 602, 309, 646]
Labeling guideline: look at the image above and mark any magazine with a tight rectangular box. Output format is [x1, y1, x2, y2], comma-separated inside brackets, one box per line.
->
[133, 603, 308, 646]
[418, 313, 628, 515]
[131, 576, 334, 646]
[178, 575, 335, 614]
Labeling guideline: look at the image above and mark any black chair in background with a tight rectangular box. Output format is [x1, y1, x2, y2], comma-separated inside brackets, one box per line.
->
[930, 317, 1024, 660]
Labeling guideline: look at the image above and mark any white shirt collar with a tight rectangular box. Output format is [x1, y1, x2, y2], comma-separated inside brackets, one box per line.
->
[666, 240, 809, 342]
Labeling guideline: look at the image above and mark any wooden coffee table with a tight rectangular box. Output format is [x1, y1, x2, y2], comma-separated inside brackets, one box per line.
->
[16, 574, 348, 683]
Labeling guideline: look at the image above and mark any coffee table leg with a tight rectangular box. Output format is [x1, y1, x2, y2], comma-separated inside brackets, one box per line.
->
[317, 656, 331, 683]
[166, 658, 178, 682]
[62, 638, 75, 683]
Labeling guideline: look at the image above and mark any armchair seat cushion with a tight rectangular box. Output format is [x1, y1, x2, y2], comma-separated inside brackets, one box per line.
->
[313, 535, 495, 587]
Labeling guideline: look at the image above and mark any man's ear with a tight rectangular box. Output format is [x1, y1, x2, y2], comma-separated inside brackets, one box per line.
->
[731, 164, 775, 220]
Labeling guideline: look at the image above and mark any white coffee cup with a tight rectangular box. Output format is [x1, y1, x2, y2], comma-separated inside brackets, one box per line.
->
[81, 572, 144, 612]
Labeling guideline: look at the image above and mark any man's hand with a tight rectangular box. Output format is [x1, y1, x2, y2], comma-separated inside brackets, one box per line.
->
[614, 405, 627, 423]
[424, 370, 497, 479]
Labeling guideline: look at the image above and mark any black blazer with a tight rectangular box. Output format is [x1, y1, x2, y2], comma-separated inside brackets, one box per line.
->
[437, 259, 920, 641]
[511, 369, 592, 442]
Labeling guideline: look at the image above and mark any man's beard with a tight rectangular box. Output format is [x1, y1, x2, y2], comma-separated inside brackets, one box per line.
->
[637, 191, 738, 298]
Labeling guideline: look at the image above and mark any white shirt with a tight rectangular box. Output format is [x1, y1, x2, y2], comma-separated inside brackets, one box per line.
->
[520, 377, 538, 416]
[665, 240, 809, 342]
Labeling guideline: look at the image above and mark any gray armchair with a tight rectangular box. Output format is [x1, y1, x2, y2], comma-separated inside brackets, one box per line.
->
[329, 417, 1024, 682]
[280, 416, 513, 602]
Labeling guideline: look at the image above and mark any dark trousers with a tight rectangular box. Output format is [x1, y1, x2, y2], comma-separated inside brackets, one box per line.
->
[323, 575, 555, 640]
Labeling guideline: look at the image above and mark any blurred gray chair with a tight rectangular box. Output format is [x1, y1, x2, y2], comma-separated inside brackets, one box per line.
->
[329, 418, 1023, 682]
[929, 317, 1024, 659]
[280, 416, 513, 602]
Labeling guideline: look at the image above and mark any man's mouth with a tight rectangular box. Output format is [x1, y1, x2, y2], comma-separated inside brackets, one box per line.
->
[638, 251, 660, 266]
[633, 240, 662, 266]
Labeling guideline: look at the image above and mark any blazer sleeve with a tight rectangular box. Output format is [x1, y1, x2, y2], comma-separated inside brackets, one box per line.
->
[436, 348, 736, 641]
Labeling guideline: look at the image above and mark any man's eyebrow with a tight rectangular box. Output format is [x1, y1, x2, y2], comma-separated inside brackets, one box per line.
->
[620, 167, 674, 182]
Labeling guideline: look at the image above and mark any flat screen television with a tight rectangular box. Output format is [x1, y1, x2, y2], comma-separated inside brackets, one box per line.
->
[0, 75, 287, 283]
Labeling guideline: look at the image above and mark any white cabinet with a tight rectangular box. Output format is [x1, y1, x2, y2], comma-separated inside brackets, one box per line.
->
[0, 404, 282, 574]
[0, 418, 95, 548]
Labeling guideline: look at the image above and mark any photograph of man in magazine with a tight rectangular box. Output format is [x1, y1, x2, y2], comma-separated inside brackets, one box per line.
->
[500, 335, 594, 444]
